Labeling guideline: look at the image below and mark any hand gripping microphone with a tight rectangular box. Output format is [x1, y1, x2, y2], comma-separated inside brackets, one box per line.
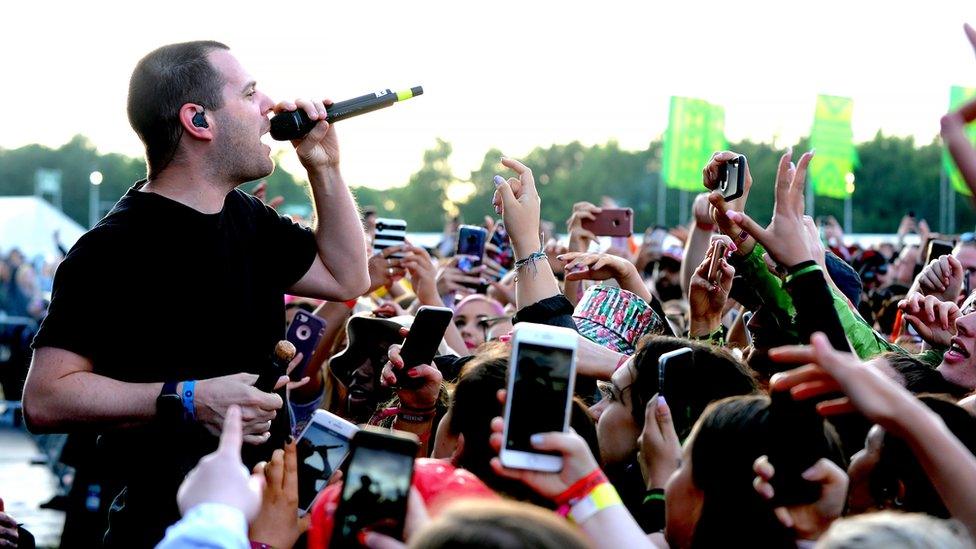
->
[270, 86, 423, 141]
[255, 340, 297, 452]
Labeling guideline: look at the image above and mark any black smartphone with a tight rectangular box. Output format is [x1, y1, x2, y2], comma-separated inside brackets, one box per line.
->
[487, 221, 515, 272]
[456, 225, 488, 290]
[286, 311, 326, 382]
[330, 428, 418, 547]
[766, 390, 832, 506]
[925, 239, 955, 266]
[718, 155, 747, 201]
[396, 306, 453, 389]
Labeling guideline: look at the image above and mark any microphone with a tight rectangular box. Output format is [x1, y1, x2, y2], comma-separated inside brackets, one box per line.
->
[270, 86, 423, 141]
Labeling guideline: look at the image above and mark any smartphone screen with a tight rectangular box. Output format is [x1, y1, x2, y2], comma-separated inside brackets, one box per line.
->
[457, 226, 487, 272]
[333, 442, 415, 545]
[505, 343, 574, 455]
[296, 420, 356, 512]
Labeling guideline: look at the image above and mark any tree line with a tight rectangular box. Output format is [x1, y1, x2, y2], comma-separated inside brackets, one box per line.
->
[1, 133, 972, 236]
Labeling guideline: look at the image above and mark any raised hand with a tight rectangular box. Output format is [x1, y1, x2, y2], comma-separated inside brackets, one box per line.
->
[489, 417, 601, 499]
[368, 246, 407, 293]
[492, 158, 542, 258]
[380, 342, 442, 411]
[752, 455, 848, 539]
[726, 149, 815, 268]
[399, 245, 441, 305]
[567, 202, 602, 253]
[898, 293, 960, 348]
[689, 237, 735, 337]
[702, 151, 754, 212]
[637, 395, 681, 490]
[272, 98, 339, 171]
[176, 405, 264, 519]
[249, 442, 309, 549]
[916, 255, 965, 303]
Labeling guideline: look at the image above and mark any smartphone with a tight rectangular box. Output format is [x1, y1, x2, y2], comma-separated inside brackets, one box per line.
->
[487, 221, 515, 272]
[456, 225, 488, 288]
[925, 239, 955, 266]
[330, 428, 419, 547]
[500, 323, 578, 472]
[657, 347, 692, 402]
[286, 312, 327, 382]
[396, 306, 453, 388]
[708, 241, 729, 283]
[718, 155, 747, 201]
[582, 208, 634, 237]
[766, 390, 831, 506]
[374, 218, 408, 259]
[295, 410, 359, 515]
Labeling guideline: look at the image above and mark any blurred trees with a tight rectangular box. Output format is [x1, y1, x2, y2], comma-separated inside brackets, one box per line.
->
[2, 132, 974, 235]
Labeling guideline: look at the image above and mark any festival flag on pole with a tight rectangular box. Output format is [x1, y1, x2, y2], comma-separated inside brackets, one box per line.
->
[943, 85, 976, 196]
[808, 95, 858, 199]
[661, 96, 727, 191]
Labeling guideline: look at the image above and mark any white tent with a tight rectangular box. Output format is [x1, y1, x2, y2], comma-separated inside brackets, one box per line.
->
[0, 196, 85, 260]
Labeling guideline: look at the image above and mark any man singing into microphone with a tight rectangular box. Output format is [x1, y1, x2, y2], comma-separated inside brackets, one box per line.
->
[22, 41, 370, 547]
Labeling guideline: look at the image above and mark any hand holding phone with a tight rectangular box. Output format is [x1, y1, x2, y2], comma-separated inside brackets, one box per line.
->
[286, 312, 326, 382]
[374, 218, 408, 259]
[766, 390, 834, 506]
[500, 324, 578, 472]
[330, 428, 418, 547]
[582, 208, 634, 237]
[707, 241, 729, 283]
[718, 155, 747, 201]
[295, 410, 359, 515]
[394, 306, 453, 389]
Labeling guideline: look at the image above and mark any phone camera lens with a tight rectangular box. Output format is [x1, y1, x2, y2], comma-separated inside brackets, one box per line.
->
[297, 325, 311, 341]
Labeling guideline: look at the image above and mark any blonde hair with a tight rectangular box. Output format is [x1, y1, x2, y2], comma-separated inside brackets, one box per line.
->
[816, 512, 972, 549]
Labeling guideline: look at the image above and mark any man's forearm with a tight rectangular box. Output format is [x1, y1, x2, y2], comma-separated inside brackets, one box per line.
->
[308, 166, 370, 294]
[24, 369, 160, 432]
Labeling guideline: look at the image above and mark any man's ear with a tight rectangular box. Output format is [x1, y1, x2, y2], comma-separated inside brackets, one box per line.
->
[180, 104, 212, 141]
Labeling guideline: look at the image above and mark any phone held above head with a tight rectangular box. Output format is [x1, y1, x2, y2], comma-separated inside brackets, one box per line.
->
[501, 323, 578, 473]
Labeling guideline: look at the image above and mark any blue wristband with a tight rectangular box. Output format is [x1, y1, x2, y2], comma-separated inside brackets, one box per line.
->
[181, 380, 196, 422]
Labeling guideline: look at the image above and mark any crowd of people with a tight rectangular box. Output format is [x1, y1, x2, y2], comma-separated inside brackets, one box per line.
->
[5, 30, 976, 549]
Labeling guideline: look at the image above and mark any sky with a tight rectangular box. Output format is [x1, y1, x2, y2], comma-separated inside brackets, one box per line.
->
[2, 0, 976, 190]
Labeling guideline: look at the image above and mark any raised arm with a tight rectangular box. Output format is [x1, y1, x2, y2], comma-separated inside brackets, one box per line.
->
[278, 98, 369, 301]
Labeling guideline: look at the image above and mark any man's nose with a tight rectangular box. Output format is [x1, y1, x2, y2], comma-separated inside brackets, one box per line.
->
[957, 312, 976, 338]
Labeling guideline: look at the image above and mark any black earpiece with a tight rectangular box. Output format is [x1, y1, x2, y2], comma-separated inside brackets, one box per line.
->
[192, 110, 209, 129]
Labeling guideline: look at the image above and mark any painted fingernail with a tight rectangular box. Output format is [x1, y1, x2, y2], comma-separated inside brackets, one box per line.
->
[407, 368, 419, 377]
[729, 242, 738, 252]
[493, 175, 505, 187]
[530, 434, 544, 445]
[658, 395, 667, 408]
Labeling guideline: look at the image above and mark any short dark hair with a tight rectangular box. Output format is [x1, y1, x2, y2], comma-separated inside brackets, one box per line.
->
[127, 41, 230, 179]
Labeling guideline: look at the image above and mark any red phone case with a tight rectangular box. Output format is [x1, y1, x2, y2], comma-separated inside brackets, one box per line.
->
[582, 208, 633, 237]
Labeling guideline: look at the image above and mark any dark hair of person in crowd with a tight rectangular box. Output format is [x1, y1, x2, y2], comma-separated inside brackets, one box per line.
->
[882, 353, 971, 398]
[629, 335, 759, 439]
[871, 395, 976, 518]
[407, 499, 590, 549]
[448, 343, 600, 506]
[676, 395, 846, 549]
[127, 40, 230, 178]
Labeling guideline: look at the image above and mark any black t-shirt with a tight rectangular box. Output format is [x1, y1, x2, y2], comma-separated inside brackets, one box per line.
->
[32, 181, 317, 546]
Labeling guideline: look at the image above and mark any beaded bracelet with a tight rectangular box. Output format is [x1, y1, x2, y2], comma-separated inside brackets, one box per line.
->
[513, 249, 548, 282]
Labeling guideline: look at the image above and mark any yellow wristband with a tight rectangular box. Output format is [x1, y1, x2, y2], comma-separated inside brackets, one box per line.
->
[567, 483, 623, 524]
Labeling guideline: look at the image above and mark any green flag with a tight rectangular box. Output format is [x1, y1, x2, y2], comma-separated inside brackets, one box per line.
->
[808, 95, 858, 199]
[661, 97, 727, 191]
[943, 85, 976, 196]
